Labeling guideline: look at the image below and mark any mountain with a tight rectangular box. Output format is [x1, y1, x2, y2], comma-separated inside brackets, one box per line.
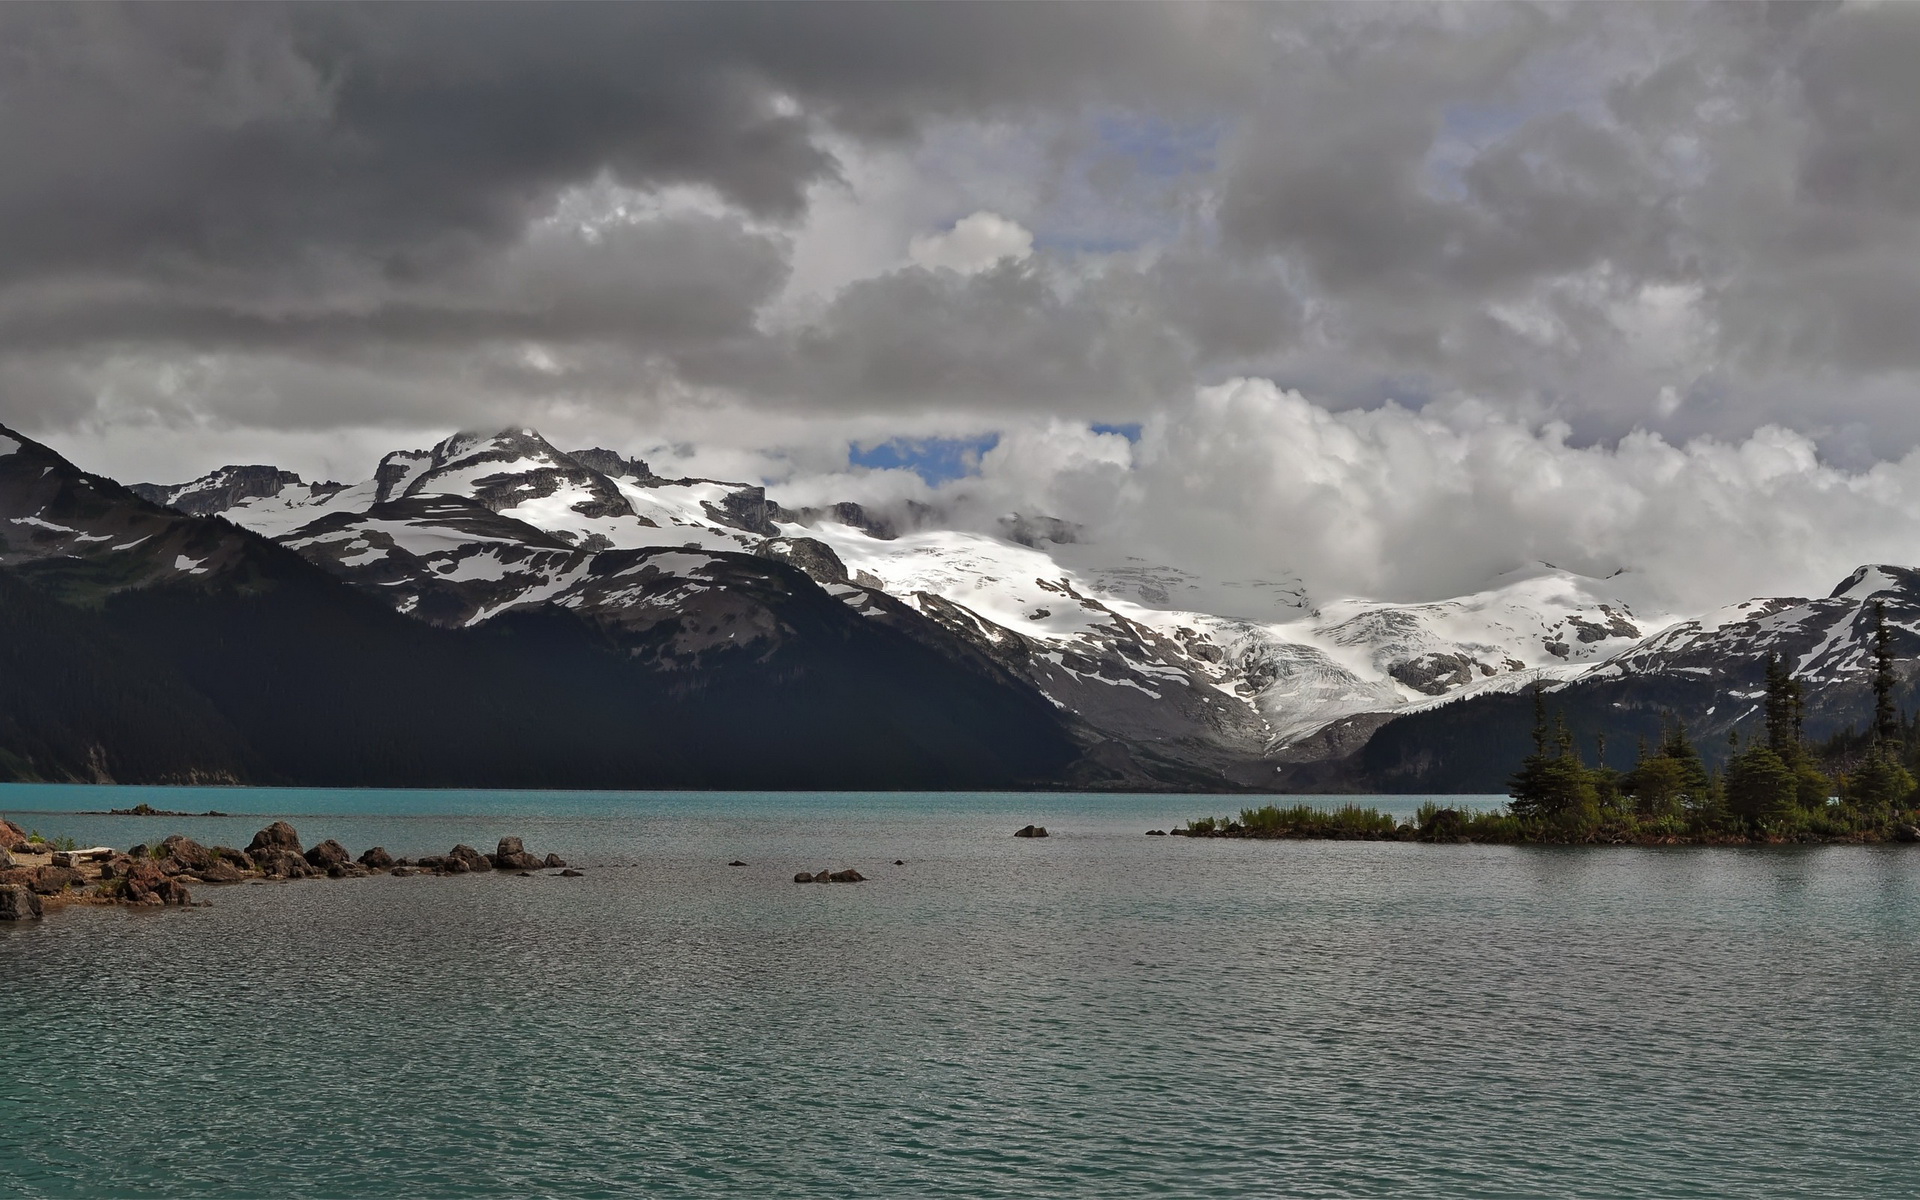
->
[0, 425, 1084, 789]
[133, 427, 1659, 787]
[1341, 565, 1920, 792]
[49, 423, 1918, 792]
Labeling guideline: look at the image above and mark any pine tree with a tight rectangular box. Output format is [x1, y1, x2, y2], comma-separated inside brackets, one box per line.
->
[1874, 600, 1899, 747]
[1507, 685, 1599, 832]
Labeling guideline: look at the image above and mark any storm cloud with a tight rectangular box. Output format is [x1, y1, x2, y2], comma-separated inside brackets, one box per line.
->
[5, 2, 1920, 608]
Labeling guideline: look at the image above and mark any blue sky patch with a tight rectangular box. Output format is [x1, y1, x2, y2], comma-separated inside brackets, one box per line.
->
[1091, 422, 1142, 442]
[850, 434, 1001, 486]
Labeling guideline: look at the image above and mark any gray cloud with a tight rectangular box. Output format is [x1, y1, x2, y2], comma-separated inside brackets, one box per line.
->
[4, 0, 1920, 489]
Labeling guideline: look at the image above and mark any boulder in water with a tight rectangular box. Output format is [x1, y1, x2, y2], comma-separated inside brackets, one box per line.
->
[490, 837, 542, 871]
[358, 847, 394, 869]
[1014, 825, 1049, 838]
[447, 845, 493, 873]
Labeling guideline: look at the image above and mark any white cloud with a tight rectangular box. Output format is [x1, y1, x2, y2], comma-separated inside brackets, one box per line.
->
[1100, 380, 1920, 616]
[907, 211, 1035, 275]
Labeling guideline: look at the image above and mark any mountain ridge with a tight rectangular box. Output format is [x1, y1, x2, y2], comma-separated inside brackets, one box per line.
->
[23, 422, 1917, 792]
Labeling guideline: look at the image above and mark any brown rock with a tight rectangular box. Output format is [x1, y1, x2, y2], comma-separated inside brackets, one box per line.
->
[28, 866, 81, 895]
[0, 846, 13, 870]
[558, 869, 583, 877]
[327, 862, 371, 879]
[0, 818, 25, 846]
[358, 847, 395, 869]
[390, 866, 415, 877]
[490, 837, 541, 871]
[828, 869, 866, 883]
[212, 847, 254, 872]
[304, 840, 351, 870]
[254, 849, 314, 879]
[247, 822, 302, 856]
[196, 859, 245, 884]
[159, 835, 217, 874]
[543, 853, 566, 869]
[447, 845, 492, 873]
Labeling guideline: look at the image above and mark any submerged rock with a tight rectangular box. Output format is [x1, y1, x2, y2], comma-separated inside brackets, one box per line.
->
[728, 860, 747, 867]
[558, 869, 584, 878]
[543, 853, 566, 869]
[1014, 825, 1049, 838]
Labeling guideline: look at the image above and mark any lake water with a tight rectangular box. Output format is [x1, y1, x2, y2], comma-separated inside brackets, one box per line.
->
[4, 786, 1918, 1198]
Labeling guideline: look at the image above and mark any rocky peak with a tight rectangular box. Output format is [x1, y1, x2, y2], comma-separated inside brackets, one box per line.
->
[130, 465, 334, 516]
[567, 447, 658, 483]
[374, 427, 636, 523]
[1829, 564, 1920, 604]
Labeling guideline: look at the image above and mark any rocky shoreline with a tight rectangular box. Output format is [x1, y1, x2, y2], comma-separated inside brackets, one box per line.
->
[0, 818, 571, 922]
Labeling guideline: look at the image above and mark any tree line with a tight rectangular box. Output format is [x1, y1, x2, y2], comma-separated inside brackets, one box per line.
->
[1509, 602, 1917, 839]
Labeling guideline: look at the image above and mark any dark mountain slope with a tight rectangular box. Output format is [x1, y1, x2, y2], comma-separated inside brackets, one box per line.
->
[0, 425, 1081, 789]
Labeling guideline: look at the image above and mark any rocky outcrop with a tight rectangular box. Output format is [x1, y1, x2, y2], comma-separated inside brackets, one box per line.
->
[28, 865, 82, 895]
[0, 883, 42, 920]
[4, 824, 572, 917]
[304, 840, 351, 870]
[752, 536, 850, 585]
[1014, 825, 1049, 838]
[159, 835, 218, 875]
[489, 837, 542, 871]
[793, 868, 866, 882]
[248, 822, 302, 856]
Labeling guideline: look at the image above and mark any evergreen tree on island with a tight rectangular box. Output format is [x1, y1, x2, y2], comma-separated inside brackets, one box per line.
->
[1507, 685, 1599, 833]
[1841, 602, 1915, 815]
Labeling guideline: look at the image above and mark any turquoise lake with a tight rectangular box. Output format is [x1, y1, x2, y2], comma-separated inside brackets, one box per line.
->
[4, 785, 1918, 1198]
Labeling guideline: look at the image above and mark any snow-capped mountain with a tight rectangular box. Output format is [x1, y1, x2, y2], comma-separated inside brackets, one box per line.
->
[135, 426, 1662, 783]
[0, 423, 1086, 790]
[11, 419, 1914, 792]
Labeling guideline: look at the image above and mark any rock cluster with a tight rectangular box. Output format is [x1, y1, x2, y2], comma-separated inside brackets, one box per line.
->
[0, 822, 573, 920]
[793, 868, 866, 883]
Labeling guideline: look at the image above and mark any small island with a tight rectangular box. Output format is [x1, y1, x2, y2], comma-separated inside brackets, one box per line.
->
[1178, 628, 1920, 847]
[0, 819, 570, 921]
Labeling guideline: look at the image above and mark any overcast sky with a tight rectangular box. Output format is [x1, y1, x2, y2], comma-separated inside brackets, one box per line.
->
[6, 2, 1920, 613]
